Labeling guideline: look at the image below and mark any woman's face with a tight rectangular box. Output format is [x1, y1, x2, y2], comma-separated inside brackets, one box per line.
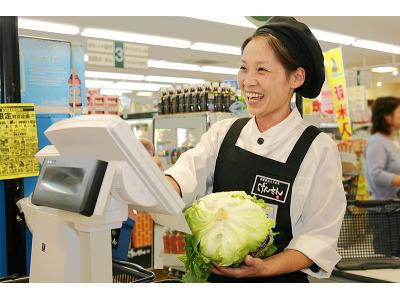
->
[386, 105, 400, 132]
[238, 36, 303, 121]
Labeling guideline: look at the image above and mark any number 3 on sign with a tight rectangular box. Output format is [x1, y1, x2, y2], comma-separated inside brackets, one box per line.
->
[114, 41, 124, 68]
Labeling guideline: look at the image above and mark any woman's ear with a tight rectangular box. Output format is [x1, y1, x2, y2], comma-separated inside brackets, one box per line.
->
[290, 67, 305, 89]
[384, 113, 394, 126]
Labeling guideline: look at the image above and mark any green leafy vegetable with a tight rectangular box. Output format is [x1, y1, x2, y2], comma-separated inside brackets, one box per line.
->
[179, 191, 277, 283]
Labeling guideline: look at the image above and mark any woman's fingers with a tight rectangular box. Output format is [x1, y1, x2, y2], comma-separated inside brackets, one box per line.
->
[139, 138, 155, 156]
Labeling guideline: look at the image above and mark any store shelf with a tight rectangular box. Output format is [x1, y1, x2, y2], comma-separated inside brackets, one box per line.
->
[156, 111, 232, 120]
[353, 122, 371, 131]
[161, 253, 185, 269]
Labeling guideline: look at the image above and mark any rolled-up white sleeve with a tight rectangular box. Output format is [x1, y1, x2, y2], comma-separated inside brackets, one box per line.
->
[287, 135, 346, 278]
[164, 118, 235, 207]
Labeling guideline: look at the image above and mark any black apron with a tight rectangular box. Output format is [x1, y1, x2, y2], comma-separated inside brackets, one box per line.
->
[208, 117, 321, 283]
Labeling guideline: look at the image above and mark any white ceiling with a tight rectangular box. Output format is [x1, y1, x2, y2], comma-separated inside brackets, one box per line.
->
[18, 16, 400, 85]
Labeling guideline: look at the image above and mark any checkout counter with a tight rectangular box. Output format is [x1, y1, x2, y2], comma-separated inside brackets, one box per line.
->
[309, 269, 400, 283]
[18, 114, 189, 282]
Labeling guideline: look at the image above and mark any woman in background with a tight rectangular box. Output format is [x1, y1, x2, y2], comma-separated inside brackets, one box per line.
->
[364, 96, 400, 257]
[365, 96, 400, 200]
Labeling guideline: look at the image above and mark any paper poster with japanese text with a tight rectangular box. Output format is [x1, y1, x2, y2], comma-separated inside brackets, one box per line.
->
[324, 47, 352, 140]
[0, 104, 39, 180]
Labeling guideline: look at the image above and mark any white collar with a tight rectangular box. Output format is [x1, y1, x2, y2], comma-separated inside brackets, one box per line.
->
[248, 107, 303, 140]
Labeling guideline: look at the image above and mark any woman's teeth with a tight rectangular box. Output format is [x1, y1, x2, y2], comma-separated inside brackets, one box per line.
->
[246, 92, 264, 103]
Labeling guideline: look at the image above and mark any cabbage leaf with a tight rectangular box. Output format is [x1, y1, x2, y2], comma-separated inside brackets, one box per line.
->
[179, 191, 277, 283]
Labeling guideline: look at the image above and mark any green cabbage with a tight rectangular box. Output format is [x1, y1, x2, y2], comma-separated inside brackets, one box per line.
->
[178, 191, 277, 283]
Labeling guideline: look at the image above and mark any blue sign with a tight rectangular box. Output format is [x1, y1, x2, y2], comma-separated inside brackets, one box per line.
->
[20, 37, 71, 106]
[0, 181, 6, 277]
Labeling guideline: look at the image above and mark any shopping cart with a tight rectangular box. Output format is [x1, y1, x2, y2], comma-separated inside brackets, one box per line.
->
[342, 171, 359, 200]
[336, 200, 400, 270]
[112, 259, 155, 283]
[0, 259, 155, 283]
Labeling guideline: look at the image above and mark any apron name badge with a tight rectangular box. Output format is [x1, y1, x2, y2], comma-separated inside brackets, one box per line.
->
[251, 175, 290, 203]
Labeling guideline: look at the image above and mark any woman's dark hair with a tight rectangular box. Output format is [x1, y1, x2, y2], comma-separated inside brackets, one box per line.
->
[241, 32, 300, 77]
[371, 96, 400, 134]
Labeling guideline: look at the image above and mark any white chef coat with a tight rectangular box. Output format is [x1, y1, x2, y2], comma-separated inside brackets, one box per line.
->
[165, 107, 346, 279]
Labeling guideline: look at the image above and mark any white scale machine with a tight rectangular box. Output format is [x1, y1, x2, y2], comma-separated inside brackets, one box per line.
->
[18, 115, 189, 282]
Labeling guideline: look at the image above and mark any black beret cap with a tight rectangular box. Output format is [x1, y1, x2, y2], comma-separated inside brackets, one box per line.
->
[255, 16, 325, 98]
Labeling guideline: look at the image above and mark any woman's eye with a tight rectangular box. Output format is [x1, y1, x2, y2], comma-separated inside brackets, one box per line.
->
[239, 66, 247, 70]
[258, 68, 268, 72]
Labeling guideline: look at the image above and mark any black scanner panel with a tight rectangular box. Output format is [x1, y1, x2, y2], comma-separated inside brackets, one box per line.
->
[31, 156, 108, 216]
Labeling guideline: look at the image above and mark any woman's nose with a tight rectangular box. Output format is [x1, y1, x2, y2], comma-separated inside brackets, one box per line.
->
[240, 70, 258, 87]
[243, 75, 258, 87]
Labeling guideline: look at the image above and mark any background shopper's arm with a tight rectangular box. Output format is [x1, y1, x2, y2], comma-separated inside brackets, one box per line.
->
[365, 139, 400, 188]
[392, 175, 400, 187]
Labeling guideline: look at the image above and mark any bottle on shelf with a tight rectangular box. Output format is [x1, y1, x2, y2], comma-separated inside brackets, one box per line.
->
[189, 85, 196, 113]
[183, 85, 190, 113]
[170, 87, 177, 114]
[220, 83, 227, 112]
[229, 86, 237, 112]
[169, 230, 178, 254]
[159, 88, 167, 115]
[208, 82, 219, 112]
[204, 82, 211, 112]
[196, 84, 205, 112]
[215, 85, 222, 112]
[162, 228, 171, 254]
[68, 69, 82, 116]
[176, 232, 185, 254]
[163, 88, 171, 114]
[176, 85, 183, 113]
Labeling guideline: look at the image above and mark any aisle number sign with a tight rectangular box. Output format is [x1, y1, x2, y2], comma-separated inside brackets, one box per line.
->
[0, 104, 39, 180]
[87, 39, 148, 69]
[324, 47, 352, 140]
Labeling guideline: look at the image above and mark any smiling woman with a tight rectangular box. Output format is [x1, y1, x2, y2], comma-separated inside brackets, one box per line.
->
[238, 36, 304, 132]
[160, 16, 347, 283]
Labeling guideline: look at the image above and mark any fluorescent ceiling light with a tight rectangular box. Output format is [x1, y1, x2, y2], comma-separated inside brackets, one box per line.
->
[114, 82, 162, 91]
[18, 18, 80, 35]
[85, 71, 145, 81]
[199, 66, 239, 75]
[187, 16, 257, 29]
[147, 60, 200, 71]
[370, 66, 398, 73]
[190, 42, 241, 55]
[136, 91, 154, 97]
[353, 39, 400, 55]
[100, 89, 131, 96]
[81, 28, 191, 48]
[85, 80, 114, 88]
[84, 54, 89, 62]
[310, 28, 356, 45]
[394, 70, 399, 76]
[377, 81, 382, 87]
[86, 79, 168, 91]
[145, 75, 205, 84]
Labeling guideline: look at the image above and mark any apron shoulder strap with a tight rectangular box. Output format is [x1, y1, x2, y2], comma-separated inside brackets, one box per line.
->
[285, 125, 322, 171]
[220, 117, 251, 148]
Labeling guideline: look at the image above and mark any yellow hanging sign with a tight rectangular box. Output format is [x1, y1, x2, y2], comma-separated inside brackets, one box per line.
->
[0, 103, 39, 180]
[302, 98, 314, 115]
[324, 47, 352, 140]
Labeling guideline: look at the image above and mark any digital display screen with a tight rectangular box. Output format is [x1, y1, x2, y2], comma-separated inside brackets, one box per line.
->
[42, 166, 84, 195]
[32, 157, 108, 216]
